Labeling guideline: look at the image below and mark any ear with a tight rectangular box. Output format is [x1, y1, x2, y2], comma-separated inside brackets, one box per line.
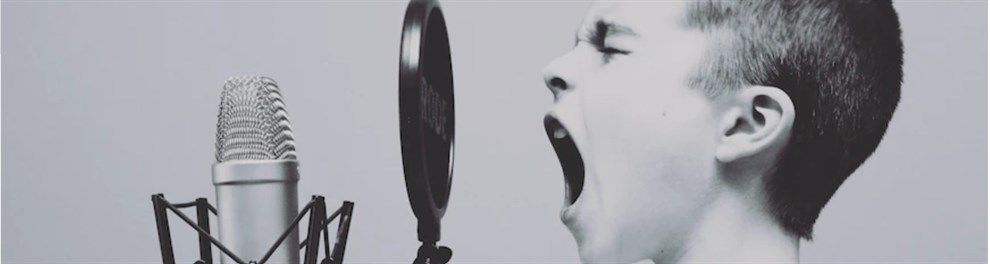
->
[715, 86, 795, 163]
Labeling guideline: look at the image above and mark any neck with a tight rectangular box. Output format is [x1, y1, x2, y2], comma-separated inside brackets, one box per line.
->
[660, 181, 799, 263]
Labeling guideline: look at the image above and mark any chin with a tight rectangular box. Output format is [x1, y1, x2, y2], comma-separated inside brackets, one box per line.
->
[570, 228, 649, 264]
[575, 243, 642, 263]
[574, 238, 615, 263]
[577, 246, 608, 263]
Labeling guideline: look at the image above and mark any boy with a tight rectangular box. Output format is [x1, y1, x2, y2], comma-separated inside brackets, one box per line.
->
[542, 1, 903, 262]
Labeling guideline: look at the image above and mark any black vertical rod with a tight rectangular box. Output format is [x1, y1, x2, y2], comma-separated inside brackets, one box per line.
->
[322, 221, 332, 261]
[303, 196, 326, 264]
[329, 201, 354, 264]
[195, 198, 213, 264]
[152, 194, 176, 264]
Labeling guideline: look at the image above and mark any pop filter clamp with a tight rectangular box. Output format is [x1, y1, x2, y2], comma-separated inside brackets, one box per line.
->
[399, 0, 455, 263]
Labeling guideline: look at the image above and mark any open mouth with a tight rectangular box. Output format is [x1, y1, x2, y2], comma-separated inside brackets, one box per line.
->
[544, 115, 585, 206]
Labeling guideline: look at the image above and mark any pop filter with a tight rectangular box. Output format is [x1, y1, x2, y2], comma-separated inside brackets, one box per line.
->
[399, 0, 454, 253]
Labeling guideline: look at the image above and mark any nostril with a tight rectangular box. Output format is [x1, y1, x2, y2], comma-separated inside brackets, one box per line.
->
[549, 77, 567, 91]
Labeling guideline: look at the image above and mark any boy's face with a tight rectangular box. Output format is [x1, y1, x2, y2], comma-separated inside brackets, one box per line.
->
[543, 2, 722, 262]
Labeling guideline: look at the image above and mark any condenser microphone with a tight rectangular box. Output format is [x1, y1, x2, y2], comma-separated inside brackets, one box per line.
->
[213, 76, 300, 264]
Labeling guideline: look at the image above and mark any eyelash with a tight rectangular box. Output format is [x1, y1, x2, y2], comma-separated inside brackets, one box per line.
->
[597, 47, 629, 56]
[587, 34, 630, 59]
[595, 46, 629, 63]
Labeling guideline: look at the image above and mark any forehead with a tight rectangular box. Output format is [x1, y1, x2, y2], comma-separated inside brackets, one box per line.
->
[582, 1, 692, 37]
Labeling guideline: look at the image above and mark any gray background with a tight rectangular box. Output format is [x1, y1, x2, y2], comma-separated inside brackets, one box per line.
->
[2, 0, 986, 263]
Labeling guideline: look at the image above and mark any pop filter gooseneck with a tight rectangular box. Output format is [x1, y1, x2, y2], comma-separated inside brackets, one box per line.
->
[399, 0, 454, 263]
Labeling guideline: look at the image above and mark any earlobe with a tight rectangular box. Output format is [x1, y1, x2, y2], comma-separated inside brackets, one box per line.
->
[715, 86, 795, 163]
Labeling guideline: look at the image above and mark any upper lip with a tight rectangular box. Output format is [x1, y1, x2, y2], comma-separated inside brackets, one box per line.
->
[544, 114, 586, 206]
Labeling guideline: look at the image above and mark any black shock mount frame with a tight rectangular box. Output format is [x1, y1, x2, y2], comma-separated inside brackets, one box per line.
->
[151, 194, 353, 264]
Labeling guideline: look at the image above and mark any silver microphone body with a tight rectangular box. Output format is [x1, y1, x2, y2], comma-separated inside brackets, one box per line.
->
[214, 76, 300, 264]
[213, 160, 299, 264]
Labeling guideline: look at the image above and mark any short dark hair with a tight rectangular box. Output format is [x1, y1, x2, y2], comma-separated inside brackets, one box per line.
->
[684, 0, 904, 239]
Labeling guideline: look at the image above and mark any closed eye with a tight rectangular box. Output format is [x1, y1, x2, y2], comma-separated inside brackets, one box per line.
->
[573, 19, 636, 62]
[597, 47, 630, 55]
[586, 21, 633, 61]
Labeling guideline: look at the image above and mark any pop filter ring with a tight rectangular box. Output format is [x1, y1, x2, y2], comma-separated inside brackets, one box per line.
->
[399, 0, 455, 245]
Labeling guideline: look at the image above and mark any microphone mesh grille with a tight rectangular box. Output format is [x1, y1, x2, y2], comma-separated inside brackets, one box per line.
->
[216, 76, 297, 162]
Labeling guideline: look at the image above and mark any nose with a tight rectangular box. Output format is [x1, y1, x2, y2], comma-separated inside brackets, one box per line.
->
[542, 53, 576, 100]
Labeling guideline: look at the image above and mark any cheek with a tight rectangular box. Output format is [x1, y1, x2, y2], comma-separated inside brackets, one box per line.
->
[580, 69, 719, 245]
[581, 68, 717, 178]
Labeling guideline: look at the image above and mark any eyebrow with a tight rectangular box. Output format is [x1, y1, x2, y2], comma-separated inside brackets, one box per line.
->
[576, 19, 639, 46]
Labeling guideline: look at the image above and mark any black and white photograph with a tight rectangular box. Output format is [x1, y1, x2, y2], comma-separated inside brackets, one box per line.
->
[1, 0, 987, 263]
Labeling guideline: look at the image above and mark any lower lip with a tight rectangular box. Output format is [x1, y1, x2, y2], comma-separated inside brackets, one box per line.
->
[561, 194, 582, 224]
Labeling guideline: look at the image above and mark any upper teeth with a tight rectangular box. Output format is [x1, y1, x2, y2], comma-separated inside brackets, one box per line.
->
[553, 128, 568, 139]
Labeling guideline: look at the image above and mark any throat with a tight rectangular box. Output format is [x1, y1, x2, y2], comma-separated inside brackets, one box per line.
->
[662, 189, 799, 263]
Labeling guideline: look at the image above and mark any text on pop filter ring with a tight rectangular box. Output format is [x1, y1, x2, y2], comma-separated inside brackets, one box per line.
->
[419, 76, 450, 142]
